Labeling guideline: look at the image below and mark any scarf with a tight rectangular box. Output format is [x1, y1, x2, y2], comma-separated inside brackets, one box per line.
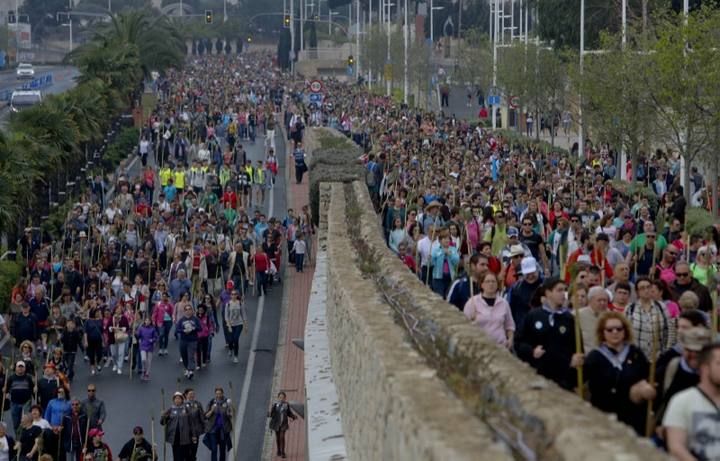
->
[597, 344, 631, 370]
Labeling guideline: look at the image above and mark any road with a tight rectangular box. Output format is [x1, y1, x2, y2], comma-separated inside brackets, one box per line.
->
[0, 65, 79, 127]
[2, 129, 287, 460]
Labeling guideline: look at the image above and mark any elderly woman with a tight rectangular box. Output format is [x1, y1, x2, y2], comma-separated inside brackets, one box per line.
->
[583, 311, 656, 435]
[463, 273, 515, 349]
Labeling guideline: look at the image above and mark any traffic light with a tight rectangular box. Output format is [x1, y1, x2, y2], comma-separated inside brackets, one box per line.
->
[283, 14, 290, 28]
[205, 10, 213, 24]
[347, 55, 354, 66]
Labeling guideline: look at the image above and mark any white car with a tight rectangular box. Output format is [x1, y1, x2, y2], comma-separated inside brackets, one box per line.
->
[16, 63, 34, 80]
[10, 90, 42, 112]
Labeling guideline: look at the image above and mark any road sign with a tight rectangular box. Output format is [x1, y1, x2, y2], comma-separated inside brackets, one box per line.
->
[508, 95, 519, 109]
[488, 95, 501, 106]
[309, 93, 323, 103]
[309, 80, 323, 93]
[487, 86, 500, 97]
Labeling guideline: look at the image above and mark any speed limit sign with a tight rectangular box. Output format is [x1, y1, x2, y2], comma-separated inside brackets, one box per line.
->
[309, 80, 323, 93]
[509, 95, 520, 109]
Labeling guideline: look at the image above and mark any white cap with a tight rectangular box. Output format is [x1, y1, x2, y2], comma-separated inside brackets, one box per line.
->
[509, 245, 525, 257]
[520, 257, 537, 275]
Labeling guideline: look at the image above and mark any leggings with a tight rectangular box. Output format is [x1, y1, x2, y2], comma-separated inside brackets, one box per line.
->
[197, 337, 210, 365]
[87, 338, 103, 367]
[275, 430, 287, 455]
[140, 350, 153, 375]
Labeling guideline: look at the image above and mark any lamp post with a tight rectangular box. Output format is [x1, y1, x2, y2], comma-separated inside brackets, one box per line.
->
[386, 0, 391, 96]
[403, 0, 408, 103]
[357, 0, 361, 81]
[492, 0, 498, 129]
[368, 0, 373, 89]
[578, 0, 585, 157]
[430, 3, 444, 44]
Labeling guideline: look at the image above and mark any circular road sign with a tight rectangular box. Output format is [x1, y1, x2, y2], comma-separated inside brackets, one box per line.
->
[309, 80, 323, 93]
[509, 95, 520, 109]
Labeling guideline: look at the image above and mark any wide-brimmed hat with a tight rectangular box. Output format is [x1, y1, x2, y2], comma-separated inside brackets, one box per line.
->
[425, 200, 442, 212]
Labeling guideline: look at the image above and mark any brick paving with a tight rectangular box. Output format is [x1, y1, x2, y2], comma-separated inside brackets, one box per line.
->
[270, 151, 313, 460]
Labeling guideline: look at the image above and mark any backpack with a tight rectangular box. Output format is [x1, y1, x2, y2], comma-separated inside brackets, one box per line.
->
[365, 163, 377, 187]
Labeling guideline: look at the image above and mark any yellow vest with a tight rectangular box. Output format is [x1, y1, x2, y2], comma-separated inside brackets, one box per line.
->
[174, 170, 186, 189]
[253, 168, 264, 184]
[159, 168, 172, 187]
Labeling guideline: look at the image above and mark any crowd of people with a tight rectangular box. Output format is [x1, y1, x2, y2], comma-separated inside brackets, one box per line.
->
[296, 76, 720, 459]
[3, 51, 311, 460]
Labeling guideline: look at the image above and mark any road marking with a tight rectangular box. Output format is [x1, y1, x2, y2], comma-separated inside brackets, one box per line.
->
[233, 142, 276, 451]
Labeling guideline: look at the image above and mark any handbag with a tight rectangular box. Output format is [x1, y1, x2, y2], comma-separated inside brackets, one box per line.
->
[113, 320, 128, 343]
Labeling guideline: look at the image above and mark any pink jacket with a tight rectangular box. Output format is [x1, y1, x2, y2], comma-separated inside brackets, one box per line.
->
[152, 301, 174, 327]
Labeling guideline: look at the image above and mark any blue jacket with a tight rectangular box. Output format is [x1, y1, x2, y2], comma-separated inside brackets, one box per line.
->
[45, 398, 72, 426]
[431, 245, 460, 280]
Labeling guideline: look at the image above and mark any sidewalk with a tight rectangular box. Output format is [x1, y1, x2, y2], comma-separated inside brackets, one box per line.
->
[266, 140, 313, 461]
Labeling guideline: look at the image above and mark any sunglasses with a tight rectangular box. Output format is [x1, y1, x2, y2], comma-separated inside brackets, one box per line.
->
[604, 326, 624, 333]
[676, 272, 689, 277]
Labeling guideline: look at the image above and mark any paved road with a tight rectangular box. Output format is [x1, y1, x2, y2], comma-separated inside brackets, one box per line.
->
[2, 129, 287, 460]
[0, 65, 79, 128]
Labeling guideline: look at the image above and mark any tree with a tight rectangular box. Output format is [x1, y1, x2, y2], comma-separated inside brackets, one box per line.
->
[642, 8, 720, 203]
[454, 28, 492, 92]
[498, 42, 570, 145]
[578, 30, 656, 178]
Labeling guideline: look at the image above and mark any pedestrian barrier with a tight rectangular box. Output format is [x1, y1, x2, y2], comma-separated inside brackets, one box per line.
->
[21, 73, 53, 91]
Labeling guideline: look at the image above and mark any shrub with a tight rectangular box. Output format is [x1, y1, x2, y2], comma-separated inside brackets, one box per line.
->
[0, 259, 23, 313]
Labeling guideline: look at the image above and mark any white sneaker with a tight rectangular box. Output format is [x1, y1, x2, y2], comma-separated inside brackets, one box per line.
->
[232, 357, 239, 363]
[117, 369, 122, 375]
[91, 369, 96, 375]
[112, 365, 117, 372]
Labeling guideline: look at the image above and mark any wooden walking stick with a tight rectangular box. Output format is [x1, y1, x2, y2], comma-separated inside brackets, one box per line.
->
[572, 298, 584, 400]
[160, 388, 167, 461]
[82, 406, 92, 458]
[151, 415, 157, 461]
[645, 319, 660, 437]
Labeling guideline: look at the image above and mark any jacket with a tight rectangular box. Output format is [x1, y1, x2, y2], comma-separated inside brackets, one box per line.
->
[268, 401, 295, 432]
[44, 397, 71, 427]
[184, 400, 205, 439]
[161, 405, 193, 445]
[152, 302, 174, 327]
[62, 411, 88, 448]
[136, 325, 159, 352]
[431, 245, 460, 280]
[446, 275, 480, 311]
[81, 397, 107, 429]
[204, 398, 233, 434]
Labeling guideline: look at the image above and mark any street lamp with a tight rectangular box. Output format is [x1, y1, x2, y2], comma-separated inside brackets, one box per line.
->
[430, 2, 444, 44]
[329, 10, 339, 34]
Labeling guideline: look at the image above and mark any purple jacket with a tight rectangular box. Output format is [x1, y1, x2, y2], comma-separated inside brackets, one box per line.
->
[136, 325, 159, 352]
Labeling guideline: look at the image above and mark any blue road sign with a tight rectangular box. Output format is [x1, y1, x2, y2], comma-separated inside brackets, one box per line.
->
[488, 95, 501, 106]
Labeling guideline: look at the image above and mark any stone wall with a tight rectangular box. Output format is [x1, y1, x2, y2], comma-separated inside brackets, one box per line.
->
[318, 175, 670, 460]
[323, 182, 512, 461]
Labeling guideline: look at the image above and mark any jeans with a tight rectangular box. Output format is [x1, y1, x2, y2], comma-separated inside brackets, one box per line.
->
[432, 274, 452, 298]
[110, 341, 128, 370]
[140, 350, 153, 375]
[180, 340, 198, 372]
[172, 443, 193, 461]
[160, 320, 172, 350]
[256, 272, 268, 296]
[11, 402, 27, 435]
[229, 325, 243, 357]
[64, 351, 76, 381]
[207, 430, 230, 461]
[295, 253, 305, 272]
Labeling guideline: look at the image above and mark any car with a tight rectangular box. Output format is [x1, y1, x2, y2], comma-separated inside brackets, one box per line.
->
[16, 63, 34, 80]
[10, 90, 42, 112]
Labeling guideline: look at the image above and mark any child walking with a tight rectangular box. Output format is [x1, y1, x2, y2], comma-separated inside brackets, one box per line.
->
[292, 233, 307, 273]
[136, 317, 159, 381]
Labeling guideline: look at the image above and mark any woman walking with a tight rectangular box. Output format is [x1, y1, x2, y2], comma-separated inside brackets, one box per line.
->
[225, 291, 247, 364]
[107, 307, 129, 375]
[463, 273, 516, 349]
[161, 392, 193, 461]
[135, 317, 158, 381]
[268, 392, 297, 459]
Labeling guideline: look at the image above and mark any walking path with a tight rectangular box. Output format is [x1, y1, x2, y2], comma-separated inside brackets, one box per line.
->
[265, 136, 313, 460]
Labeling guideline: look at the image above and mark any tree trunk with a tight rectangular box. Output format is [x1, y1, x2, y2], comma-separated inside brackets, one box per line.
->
[713, 152, 719, 218]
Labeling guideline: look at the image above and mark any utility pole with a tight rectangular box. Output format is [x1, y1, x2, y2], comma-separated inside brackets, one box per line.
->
[403, 0, 408, 103]
[291, 0, 295, 74]
[357, 0, 361, 81]
[386, 0, 391, 96]
[300, 0, 304, 52]
[368, 0, 373, 89]
[578, 0, 585, 157]
[223, 0, 227, 22]
[492, 0, 498, 129]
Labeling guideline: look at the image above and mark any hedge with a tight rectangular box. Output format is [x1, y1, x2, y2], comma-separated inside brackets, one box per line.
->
[0, 259, 23, 314]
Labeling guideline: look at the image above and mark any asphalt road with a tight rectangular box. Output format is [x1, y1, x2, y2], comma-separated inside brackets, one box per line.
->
[0, 65, 79, 127]
[2, 129, 287, 461]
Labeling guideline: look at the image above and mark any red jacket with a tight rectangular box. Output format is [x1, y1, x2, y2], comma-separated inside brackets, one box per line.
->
[563, 248, 613, 283]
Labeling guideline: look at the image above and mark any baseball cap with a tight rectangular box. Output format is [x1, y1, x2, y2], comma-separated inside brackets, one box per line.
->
[520, 257, 538, 275]
[507, 227, 519, 237]
[15, 361, 25, 368]
[679, 327, 712, 352]
[88, 428, 104, 438]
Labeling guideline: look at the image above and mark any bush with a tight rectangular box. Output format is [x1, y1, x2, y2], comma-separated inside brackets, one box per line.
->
[0, 259, 23, 314]
[101, 126, 140, 171]
[686, 207, 715, 237]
